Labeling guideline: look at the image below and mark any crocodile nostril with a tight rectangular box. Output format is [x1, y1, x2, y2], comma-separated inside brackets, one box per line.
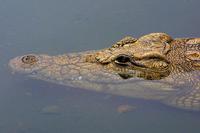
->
[21, 55, 38, 64]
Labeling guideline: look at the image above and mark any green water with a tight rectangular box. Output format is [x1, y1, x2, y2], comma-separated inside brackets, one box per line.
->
[1, 0, 200, 132]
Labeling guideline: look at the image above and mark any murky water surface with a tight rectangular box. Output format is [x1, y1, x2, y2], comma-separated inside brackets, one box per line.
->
[1, 0, 200, 132]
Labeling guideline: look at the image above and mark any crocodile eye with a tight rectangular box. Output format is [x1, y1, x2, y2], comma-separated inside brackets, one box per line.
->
[114, 54, 132, 66]
[21, 55, 38, 64]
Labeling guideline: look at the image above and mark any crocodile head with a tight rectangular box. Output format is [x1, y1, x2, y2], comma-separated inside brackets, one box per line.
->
[9, 33, 200, 110]
[9, 32, 200, 84]
[9, 32, 200, 85]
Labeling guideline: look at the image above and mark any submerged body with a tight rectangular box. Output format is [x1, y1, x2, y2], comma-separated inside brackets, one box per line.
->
[9, 33, 200, 110]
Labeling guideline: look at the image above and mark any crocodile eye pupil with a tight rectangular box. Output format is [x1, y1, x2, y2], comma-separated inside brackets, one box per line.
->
[22, 55, 37, 64]
[114, 54, 131, 66]
[116, 56, 130, 63]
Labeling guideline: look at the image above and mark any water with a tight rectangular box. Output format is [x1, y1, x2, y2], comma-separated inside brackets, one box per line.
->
[1, 0, 200, 132]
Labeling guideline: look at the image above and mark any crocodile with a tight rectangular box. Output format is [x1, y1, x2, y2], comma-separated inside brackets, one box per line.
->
[9, 33, 200, 111]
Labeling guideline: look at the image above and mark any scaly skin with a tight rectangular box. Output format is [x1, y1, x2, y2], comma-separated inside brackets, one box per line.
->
[9, 33, 200, 110]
